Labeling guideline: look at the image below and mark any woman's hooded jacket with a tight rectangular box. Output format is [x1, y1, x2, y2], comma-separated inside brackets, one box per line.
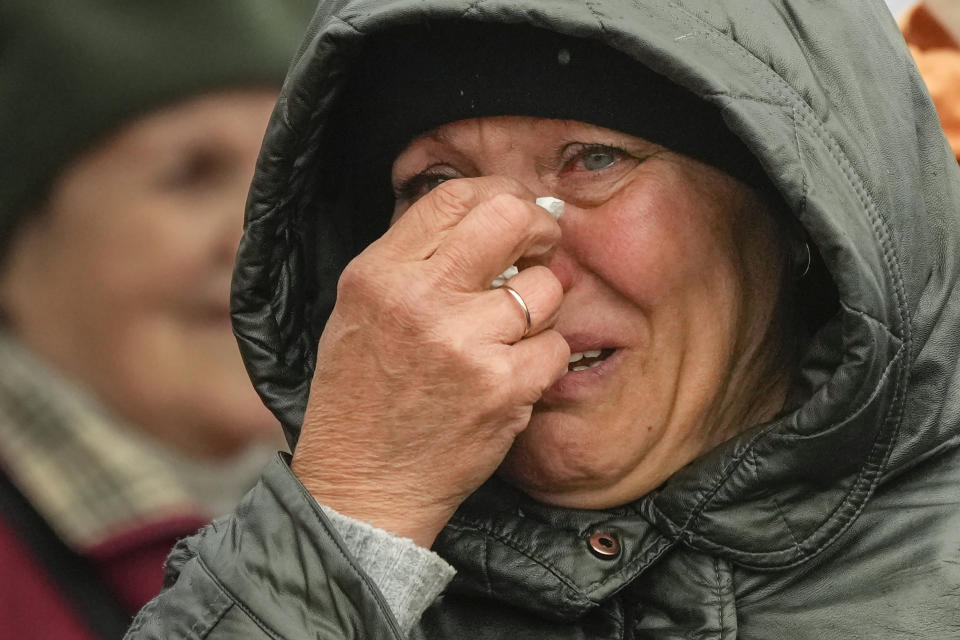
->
[127, 1, 960, 638]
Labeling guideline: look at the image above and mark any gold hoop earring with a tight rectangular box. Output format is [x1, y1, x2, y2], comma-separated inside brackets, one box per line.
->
[796, 241, 812, 280]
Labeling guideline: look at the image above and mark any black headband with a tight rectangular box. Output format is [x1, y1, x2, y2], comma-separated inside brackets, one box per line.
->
[323, 22, 777, 252]
[332, 22, 771, 192]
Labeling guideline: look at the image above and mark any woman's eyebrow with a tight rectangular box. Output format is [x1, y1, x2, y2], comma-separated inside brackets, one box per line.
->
[424, 127, 461, 147]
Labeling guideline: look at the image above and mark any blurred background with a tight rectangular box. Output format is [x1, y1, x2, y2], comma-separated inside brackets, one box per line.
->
[887, 0, 916, 16]
[0, 2, 316, 638]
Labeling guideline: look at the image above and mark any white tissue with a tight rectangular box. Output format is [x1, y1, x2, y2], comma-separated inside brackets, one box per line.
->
[535, 196, 565, 220]
[491, 197, 565, 288]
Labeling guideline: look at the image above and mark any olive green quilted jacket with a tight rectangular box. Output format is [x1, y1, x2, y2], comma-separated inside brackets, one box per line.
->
[126, 0, 960, 637]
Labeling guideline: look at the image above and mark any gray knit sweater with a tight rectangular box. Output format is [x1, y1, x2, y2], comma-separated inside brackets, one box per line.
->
[320, 505, 455, 635]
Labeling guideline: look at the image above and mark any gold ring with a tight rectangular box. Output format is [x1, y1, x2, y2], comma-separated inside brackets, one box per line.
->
[502, 285, 532, 337]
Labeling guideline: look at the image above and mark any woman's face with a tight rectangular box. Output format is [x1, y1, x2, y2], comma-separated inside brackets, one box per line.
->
[0, 90, 280, 459]
[392, 117, 790, 508]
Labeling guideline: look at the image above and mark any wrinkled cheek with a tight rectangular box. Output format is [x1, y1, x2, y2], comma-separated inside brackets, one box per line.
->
[579, 223, 703, 311]
[598, 188, 738, 309]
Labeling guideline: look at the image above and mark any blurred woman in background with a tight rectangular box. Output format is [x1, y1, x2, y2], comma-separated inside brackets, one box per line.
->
[0, 1, 313, 637]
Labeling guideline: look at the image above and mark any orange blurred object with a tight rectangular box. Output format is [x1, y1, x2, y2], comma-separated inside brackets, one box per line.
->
[901, 1, 960, 161]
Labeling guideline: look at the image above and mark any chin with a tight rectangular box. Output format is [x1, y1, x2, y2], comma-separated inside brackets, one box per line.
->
[187, 357, 279, 438]
[499, 438, 635, 510]
[499, 466, 635, 510]
[498, 406, 676, 508]
[139, 383, 280, 460]
[197, 394, 280, 450]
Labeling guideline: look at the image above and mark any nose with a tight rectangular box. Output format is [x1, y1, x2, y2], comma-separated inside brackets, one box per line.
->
[540, 235, 577, 293]
[515, 201, 579, 293]
[498, 169, 582, 293]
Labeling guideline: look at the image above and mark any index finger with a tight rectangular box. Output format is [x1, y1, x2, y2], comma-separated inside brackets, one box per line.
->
[374, 176, 536, 261]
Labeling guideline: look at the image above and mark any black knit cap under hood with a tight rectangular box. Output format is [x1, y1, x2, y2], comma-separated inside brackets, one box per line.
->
[328, 21, 775, 237]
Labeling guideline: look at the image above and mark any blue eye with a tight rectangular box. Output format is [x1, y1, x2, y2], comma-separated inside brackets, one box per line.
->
[582, 149, 618, 171]
[561, 143, 628, 174]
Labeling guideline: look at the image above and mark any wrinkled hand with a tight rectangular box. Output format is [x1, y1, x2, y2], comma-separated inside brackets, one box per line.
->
[291, 177, 569, 547]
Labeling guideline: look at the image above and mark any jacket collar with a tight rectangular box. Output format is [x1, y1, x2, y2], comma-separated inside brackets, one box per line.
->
[435, 479, 675, 620]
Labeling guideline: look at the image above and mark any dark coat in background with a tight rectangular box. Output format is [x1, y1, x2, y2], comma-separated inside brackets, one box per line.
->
[128, 0, 960, 637]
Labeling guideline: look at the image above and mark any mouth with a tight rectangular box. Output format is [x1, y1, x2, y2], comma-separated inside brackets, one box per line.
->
[540, 345, 620, 404]
[567, 348, 616, 372]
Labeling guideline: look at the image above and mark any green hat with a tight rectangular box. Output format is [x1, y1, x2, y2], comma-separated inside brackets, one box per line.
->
[0, 0, 316, 256]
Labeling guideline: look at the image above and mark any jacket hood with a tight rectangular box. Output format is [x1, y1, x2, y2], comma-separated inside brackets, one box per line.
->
[234, 0, 960, 569]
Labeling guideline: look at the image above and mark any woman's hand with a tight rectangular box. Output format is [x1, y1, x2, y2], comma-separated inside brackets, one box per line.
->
[291, 176, 569, 548]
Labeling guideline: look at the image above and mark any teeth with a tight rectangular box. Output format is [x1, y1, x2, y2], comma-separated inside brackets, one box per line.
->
[569, 350, 602, 362]
[567, 349, 613, 372]
[569, 359, 604, 373]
